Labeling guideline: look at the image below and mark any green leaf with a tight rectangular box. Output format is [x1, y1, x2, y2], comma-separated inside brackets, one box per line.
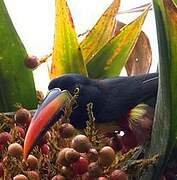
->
[140, 0, 177, 179]
[80, 0, 120, 63]
[87, 6, 150, 78]
[51, 0, 87, 79]
[0, 0, 37, 112]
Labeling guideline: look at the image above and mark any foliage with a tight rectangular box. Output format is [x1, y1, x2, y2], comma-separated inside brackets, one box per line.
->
[51, 0, 151, 79]
[87, 9, 149, 78]
[140, 0, 177, 179]
[80, 0, 120, 63]
[0, 0, 151, 113]
[0, 0, 38, 112]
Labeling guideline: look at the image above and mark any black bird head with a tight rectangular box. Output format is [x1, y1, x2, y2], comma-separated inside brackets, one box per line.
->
[48, 74, 105, 126]
[23, 74, 103, 158]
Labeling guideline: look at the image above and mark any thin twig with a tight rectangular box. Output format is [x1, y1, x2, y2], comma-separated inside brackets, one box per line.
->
[118, 3, 152, 14]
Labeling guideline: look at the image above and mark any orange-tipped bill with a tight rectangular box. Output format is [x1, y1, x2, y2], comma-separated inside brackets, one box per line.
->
[23, 88, 71, 159]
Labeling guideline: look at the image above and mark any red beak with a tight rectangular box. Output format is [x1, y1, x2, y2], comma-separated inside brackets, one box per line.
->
[23, 88, 71, 159]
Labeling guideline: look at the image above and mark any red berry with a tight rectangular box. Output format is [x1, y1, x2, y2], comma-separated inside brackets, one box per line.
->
[87, 148, 98, 162]
[13, 174, 28, 180]
[110, 170, 128, 180]
[15, 126, 25, 138]
[8, 143, 23, 158]
[71, 135, 91, 153]
[26, 155, 38, 170]
[40, 144, 50, 155]
[25, 55, 39, 69]
[99, 146, 115, 167]
[72, 157, 89, 175]
[59, 123, 75, 138]
[15, 108, 31, 125]
[0, 163, 4, 177]
[0, 132, 12, 145]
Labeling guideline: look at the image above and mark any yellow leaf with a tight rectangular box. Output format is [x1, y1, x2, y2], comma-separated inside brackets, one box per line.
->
[80, 0, 120, 63]
[51, 0, 88, 79]
[87, 5, 150, 78]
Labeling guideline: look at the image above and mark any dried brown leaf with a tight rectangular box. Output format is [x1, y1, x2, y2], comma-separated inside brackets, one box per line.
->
[115, 21, 152, 76]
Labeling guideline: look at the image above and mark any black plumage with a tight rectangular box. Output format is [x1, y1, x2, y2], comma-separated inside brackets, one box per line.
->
[48, 73, 158, 129]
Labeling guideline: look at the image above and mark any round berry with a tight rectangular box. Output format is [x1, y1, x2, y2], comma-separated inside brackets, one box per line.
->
[25, 55, 39, 69]
[15, 108, 31, 125]
[13, 174, 28, 180]
[88, 162, 103, 178]
[110, 170, 128, 180]
[72, 156, 89, 175]
[71, 135, 91, 153]
[8, 143, 23, 158]
[15, 126, 25, 138]
[59, 123, 75, 138]
[56, 148, 70, 166]
[60, 166, 74, 178]
[65, 148, 80, 163]
[40, 144, 50, 155]
[87, 148, 98, 162]
[27, 155, 38, 170]
[0, 132, 12, 145]
[99, 146, 115, 167]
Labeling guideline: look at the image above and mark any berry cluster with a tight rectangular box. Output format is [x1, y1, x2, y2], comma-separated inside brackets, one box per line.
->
[0, 107, 130, 180]
[0, 106, 172, 180]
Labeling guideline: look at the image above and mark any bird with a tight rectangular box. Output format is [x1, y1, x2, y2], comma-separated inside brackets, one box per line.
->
[24, 73, 158, 158]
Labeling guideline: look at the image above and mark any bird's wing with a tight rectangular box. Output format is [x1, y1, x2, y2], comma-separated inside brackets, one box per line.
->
[96, 73, 158, 123]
